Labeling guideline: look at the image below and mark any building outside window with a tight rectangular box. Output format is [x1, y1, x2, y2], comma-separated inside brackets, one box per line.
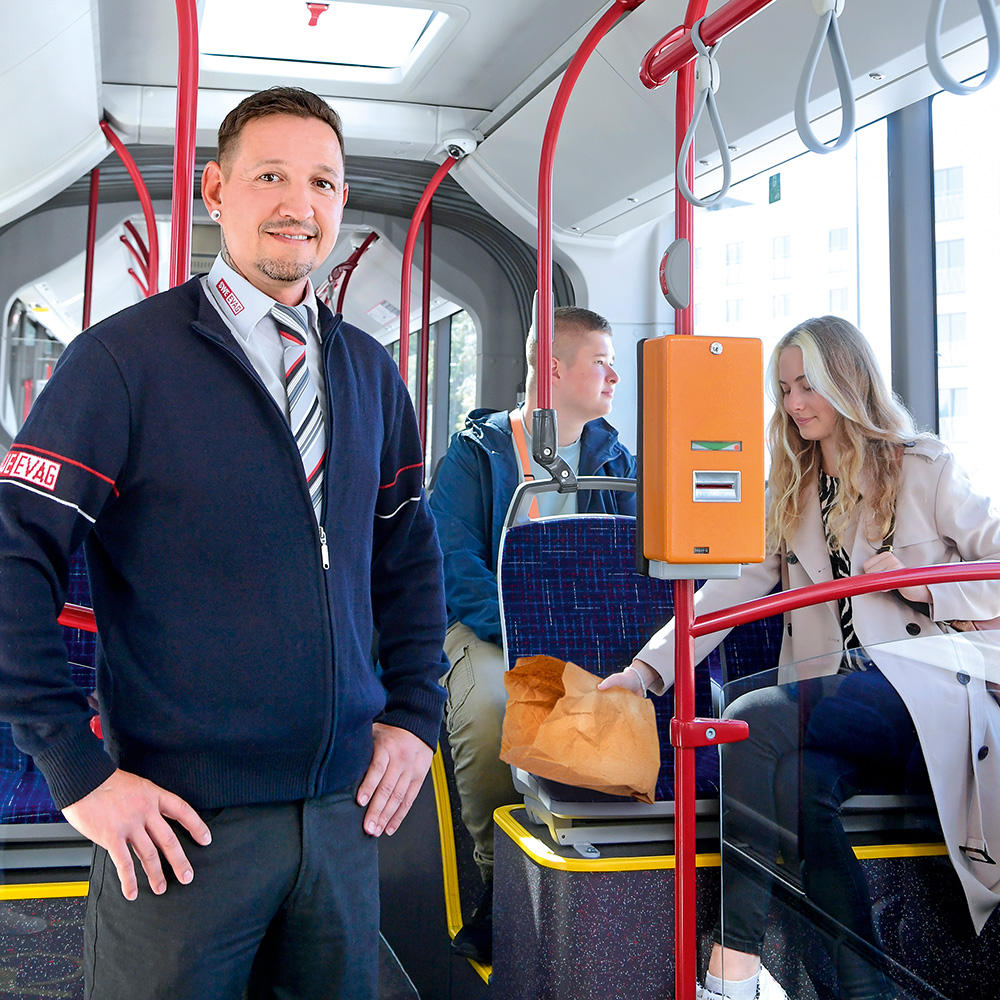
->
[772, 235, 792, 279]
[936, 239, 965, 295]
[934, 166, 964, 222]
[932, 83, 999, 499]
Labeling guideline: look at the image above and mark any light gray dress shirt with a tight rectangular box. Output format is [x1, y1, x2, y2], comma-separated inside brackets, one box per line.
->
[201, 255, 327, 430]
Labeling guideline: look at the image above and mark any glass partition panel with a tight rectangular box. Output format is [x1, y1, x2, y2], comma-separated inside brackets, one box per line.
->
[714, 630, 1000, 1000]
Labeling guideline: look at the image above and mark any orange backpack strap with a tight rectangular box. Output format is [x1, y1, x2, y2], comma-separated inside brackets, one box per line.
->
[509, 408, 540, 520]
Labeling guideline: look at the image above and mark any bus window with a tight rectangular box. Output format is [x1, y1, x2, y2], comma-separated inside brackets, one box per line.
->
[932, 82, 1000, 504]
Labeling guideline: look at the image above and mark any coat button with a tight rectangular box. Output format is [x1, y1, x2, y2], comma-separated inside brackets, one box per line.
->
[786, 553, 798, 564]
[980, 746, 990, 761]
[958, 671, 971, 685]
[787, 623, 792, 637]
[906, 622, 921, 636]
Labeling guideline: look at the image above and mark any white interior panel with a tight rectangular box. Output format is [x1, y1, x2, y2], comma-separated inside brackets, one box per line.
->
[0, 1, 104, 227]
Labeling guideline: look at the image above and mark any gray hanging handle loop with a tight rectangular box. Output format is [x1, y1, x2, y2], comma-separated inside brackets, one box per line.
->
[926, 0, 1000, 96]
[794, 1, 856, 154]
[676, 17, 732, 209]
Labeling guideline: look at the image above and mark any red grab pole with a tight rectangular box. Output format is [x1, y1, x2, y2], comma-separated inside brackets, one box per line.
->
[99, 121, 160, 297]
[170, 0, 199, 288]
[534, 0, 645, 409]
[417, 206, 433, 448]
[82, 168, 101, 330]
[398, 157, 456, 381]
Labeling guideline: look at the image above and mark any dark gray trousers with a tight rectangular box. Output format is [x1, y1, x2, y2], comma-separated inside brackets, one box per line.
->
[84, 788, 379, 1000]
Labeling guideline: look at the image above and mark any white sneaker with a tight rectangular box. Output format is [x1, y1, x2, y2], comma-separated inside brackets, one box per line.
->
[696, 965, 788, 1000]
[756, 966, 788, 1000]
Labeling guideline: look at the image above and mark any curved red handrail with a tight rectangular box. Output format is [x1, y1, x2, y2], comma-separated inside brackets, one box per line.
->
[693, 562, 1000, 637]
[99, 121, 160, 297]
[170, 0, 199, 288]
[334, 232, 379, 313]
[640, 0, 780, 89]
[120, 234, 150, 282]
[398, 157, 456, 380]
[123, 220, 150, 269]
[534, 0, 645, 408]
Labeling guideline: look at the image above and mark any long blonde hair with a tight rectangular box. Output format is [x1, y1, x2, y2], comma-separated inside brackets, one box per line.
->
[767, 316, 923, 552]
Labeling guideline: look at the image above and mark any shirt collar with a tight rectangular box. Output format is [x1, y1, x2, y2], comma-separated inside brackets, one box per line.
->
[206, 255, 319, 342]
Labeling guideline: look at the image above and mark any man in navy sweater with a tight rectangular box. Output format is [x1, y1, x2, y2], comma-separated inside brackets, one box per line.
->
[0, 88, 446, 999]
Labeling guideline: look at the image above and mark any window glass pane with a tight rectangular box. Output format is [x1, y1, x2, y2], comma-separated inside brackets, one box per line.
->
[447, 310, 477, 436]
[932, 83, 1000, 500]
[200, 0, 437, 69]
[1, 305, 65, 437]
[692, 119, 890, 460]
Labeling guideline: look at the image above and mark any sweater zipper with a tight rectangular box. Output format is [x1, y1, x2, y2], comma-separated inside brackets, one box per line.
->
[193, 311, 339, 795]
[318, 525, 330, 570]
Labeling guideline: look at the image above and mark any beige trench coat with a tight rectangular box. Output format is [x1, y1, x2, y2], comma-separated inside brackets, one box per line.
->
[637, 438, 1000, 932]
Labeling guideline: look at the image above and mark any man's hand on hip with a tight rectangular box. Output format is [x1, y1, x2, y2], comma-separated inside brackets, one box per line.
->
[357, 723, 432, 837]
[61, 768, 212, 901]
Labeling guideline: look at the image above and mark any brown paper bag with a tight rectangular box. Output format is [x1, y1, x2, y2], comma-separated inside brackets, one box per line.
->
[499, 654, 660, 803]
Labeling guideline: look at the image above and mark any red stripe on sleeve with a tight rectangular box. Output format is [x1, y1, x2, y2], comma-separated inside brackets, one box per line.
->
[10, 444, 119, 497]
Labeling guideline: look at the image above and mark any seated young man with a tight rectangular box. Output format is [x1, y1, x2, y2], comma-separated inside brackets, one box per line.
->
[428, 306, 636, 962]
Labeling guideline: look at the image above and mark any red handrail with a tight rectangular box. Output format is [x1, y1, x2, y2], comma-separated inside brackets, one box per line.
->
[124, 220, 151, 270]
[334, 232, 379, 313]
[417, 206, 432, 448]
[640, 0, 780, 89]
[398, 157, 456, 380]
[99, 121, 159, 297]
[170, 0, 199, 288]
[82, 168, 100, 330]
[693, 562, 1000, 637]
[534, 0, 645, 409]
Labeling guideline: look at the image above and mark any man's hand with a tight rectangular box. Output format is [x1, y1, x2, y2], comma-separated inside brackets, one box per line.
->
[356, 723, 433, 837]
[61, 769, 212, 901]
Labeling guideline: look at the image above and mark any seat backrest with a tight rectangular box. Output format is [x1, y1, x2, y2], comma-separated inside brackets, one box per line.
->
[0, 547, 96, 784]
[718, 606, 784, 694]
[498, 514, 720, 802]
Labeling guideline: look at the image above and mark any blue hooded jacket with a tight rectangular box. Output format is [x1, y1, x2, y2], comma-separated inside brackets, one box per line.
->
[428, 408, 636, 646]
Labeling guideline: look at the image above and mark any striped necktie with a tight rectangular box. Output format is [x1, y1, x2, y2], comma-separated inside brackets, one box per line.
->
[271, 303, 325, 521]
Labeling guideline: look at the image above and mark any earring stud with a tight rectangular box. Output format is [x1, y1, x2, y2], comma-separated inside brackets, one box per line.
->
[210, 209, 221, 221]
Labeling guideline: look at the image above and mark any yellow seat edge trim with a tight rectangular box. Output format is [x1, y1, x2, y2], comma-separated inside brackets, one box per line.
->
[431, 745, 492, 985]
[0, 881, 89, 900]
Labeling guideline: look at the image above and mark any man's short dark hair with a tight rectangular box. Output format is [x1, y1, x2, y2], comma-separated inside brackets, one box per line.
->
[525, 306, 613, 391]
[217, 87, 345, 172]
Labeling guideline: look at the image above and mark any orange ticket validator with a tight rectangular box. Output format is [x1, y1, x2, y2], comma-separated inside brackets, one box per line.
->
[639, 335, 765, 578]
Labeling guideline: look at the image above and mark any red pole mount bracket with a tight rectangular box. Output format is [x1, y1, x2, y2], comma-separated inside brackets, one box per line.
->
[306, 2, 329, 26]
[670, 716, 748, 748]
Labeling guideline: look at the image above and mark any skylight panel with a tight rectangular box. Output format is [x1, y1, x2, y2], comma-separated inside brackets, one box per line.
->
[200, 1, 437, 70]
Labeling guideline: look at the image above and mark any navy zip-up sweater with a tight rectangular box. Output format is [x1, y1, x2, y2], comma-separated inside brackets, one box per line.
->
[0, 277, 446, 810]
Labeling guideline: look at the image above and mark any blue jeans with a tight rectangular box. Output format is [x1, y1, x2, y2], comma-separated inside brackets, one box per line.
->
[84, 789, 379, 1000]
[717, 668, 924, 1000]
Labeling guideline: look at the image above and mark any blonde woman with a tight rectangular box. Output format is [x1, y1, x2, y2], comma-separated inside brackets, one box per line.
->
[601, 316, 1000, 1000]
